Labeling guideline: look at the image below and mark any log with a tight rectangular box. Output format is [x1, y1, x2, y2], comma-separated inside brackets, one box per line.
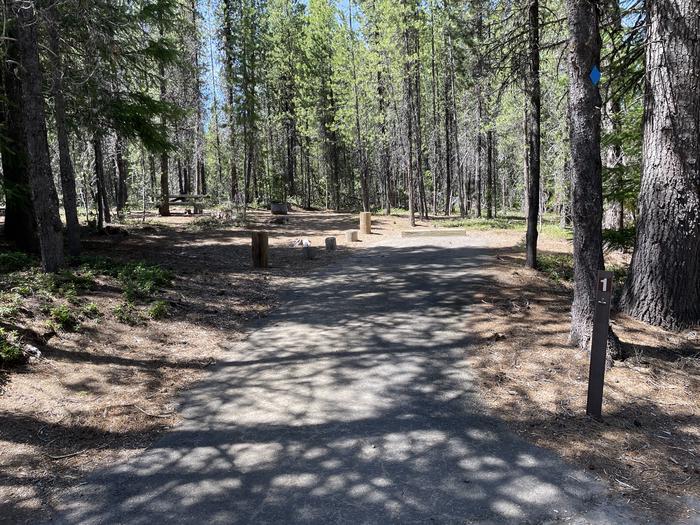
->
[345, 230, 359, 242]
[359, 212, 372, 234]
[251, 231, 269, 268]
[325, 237, 337, 250]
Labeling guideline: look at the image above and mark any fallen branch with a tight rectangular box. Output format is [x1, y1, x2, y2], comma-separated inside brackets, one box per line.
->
[131, 404, 173, 419]
[44, 449, 87, 460]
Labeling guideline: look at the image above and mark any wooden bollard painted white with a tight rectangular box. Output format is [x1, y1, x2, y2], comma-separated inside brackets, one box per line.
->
[345, 230, 359, 242]
[359, 212, 372, 234]
[325, 237, 337, 250]
[300, 239, 313, 259]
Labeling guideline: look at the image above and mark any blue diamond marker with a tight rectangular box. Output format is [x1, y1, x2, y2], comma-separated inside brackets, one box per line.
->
[590, 65, 601, 86]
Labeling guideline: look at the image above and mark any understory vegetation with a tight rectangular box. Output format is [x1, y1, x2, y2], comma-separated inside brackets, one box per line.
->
[0, 251, 173, 361]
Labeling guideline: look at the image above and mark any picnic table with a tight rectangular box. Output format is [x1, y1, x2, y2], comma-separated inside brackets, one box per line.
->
[168, 194, 209, 214]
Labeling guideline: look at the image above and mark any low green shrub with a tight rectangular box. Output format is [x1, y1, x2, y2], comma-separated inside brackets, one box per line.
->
[119, 262, 172, 302]
[0, 328, 24, 365]
[81, 302, 102, 319]
[0, 292, 22, 320]
[147, 300, 168, 320]
[50, 304, 79, 331]
[113, 301, 142, 325]
[537, 253, 575, 283]
[0, 252, 36, 274]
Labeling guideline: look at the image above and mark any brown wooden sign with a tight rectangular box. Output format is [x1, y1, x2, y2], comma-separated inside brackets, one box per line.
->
[586, 270, 613, 418]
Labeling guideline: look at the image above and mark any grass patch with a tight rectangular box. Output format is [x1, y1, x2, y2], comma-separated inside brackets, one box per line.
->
[437, 215, 572, 240]
[540, 223, 573, 241]
[0, 327, 24, 365]
[437, 216, 525, 230]
[537, 252, 628, 295]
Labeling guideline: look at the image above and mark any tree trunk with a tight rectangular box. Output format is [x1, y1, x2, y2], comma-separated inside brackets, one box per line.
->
[14, 0, 64, 271]
[525, 0, 541, 268]
[115, 135, 129, 216]
[565, 0, 619, 357]
[443, 58, 452, 216]
[93, 134, 107, 231]
[476, 102, 483, 218]
[378, 70, 391, 215]
[621, 0, 700, 330]
[429, 1, 439, 216]
[403, 4, 416, 227]
[486, 129, 493, 219]
[0, 13, 38, 253]
[158, 23, 170, 216]
[48, 6, 80, 256]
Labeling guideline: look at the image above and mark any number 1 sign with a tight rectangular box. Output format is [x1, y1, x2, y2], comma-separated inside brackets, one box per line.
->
[586, 270, 614, 418]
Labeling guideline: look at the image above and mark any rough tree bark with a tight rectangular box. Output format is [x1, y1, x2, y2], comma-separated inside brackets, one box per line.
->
[565, 0, 620, 357]
[114, 135, 129, 216]
[443, 48, 453, 216]
[525, 0, 541, 268]
[486, 129, 493, 219]
[403, 1, 417, 227]
[348, 1, 370, 212]
[158, 22, 170, 216]
[47, 5, 80, 256]
[0, 11, 38, 252]
[14, 0, 64, 271]
[620, 0, 700, 329]
[93, 134, 107, 231]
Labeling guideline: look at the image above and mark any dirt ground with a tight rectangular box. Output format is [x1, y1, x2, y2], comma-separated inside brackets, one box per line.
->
[1, 209, 698, 523]
[0, 208, 408, 524]
[466, 233, 700, 523]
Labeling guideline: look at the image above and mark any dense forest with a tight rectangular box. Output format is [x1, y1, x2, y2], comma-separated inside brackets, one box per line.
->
[1, 0, 698, 345]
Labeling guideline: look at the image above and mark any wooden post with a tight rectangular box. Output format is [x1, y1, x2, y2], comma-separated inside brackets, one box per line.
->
[345, 230, 359, 242]
[359, 212, 372, 234]
[586, 270, 613, 418]
[251, 231, 268, 268]
[325, 237, 337, 250]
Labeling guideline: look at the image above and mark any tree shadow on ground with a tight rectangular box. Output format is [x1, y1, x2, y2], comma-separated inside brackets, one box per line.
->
[43, 240, 646, 524]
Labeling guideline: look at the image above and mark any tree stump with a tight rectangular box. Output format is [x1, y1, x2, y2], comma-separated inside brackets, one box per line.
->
[359, 212, 372, 234]
[345, 230, 359, 242]
[251, 231, 269, 268]
[325, 237, 337, 250]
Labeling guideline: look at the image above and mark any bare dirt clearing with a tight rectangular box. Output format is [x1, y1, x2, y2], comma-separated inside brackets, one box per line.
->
[1, 210, 698, 523]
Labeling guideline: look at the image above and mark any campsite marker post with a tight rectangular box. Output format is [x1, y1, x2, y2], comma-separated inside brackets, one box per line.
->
[586, 270, 613, 418]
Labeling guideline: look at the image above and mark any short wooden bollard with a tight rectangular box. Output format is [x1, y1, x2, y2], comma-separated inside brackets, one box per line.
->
[251, 231, 268, 268]
[359, 212, 372, 234]
[346, 230, 359, 242]
[325, 237, 337, 250]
